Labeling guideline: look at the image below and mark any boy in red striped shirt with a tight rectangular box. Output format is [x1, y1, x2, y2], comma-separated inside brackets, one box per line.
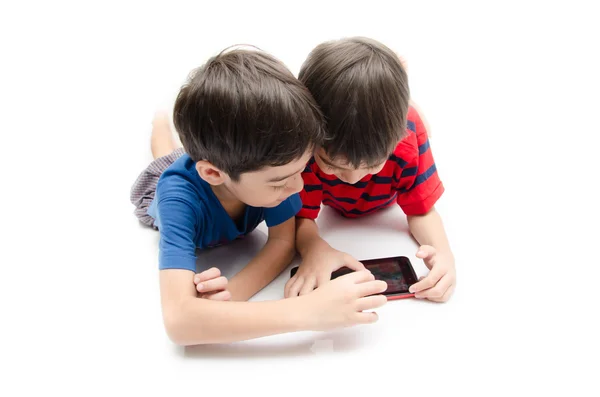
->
[285, 37, 456, 303]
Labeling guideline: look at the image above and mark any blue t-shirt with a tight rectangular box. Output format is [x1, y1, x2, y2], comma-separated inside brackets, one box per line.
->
[147, 154, 302, 272]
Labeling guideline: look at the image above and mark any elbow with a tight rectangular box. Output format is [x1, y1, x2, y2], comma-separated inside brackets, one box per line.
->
[164, 317, 193, 346]
[162, 306, 207, 346]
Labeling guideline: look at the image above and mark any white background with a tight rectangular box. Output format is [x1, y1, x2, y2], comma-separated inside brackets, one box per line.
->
[1, 0, 599, 395]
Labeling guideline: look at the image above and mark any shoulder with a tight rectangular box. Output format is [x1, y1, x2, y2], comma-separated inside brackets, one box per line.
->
[301, 157, 321, 180]
[390, 106, 428, 164]
[155, 154, 210, 219]
[305, 157, 319, 173]
[406, 105, 428, 137]
[157, 154, 202, 200]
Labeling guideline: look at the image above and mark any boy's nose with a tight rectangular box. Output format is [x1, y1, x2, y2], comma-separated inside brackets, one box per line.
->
[340, 171, 365, 185]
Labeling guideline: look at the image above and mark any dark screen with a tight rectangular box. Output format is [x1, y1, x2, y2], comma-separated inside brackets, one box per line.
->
[331, 257, 417, 295]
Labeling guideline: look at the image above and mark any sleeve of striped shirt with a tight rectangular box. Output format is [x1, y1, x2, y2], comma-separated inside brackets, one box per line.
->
[297, 162, 323, 219]
[396, 108, 445, 215]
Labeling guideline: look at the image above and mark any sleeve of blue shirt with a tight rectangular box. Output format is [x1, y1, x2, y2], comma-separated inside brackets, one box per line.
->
[264, 193, 302, 227]
[157, 198, 199, 272]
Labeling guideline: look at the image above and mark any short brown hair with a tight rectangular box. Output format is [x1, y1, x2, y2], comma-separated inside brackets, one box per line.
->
[174, 48, 325, 181]
[299, 37, 410, 167]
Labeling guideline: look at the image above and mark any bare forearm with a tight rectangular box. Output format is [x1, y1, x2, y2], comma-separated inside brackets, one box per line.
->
[227, 239, 296, 301]
[296, 217, 329, 257]
[167, 297, 309, 345]
[407, 208, 453, 256]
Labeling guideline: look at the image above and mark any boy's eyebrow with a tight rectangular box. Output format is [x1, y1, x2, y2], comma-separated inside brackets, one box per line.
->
[268, 165, 306, 183]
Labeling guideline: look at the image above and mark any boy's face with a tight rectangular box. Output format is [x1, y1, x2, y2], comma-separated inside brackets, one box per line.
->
[314, 148, 387, 185]
[208, 151, 312, 208]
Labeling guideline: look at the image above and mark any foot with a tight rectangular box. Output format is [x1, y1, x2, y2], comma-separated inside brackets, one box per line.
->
[150, 110, 178, 159]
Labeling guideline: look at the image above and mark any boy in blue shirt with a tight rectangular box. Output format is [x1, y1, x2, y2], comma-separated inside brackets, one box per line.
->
[131, 48, 388, 345]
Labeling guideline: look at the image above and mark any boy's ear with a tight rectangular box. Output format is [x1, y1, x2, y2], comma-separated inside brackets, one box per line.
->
[195, 161, 226, 185]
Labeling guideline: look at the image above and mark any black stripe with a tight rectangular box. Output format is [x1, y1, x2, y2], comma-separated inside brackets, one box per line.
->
[317, 175, 369, 188]
[318, 174, 399, 188]
[414, 164, 437, 187]
[397, 164, 437, 193]
[302, 205, 321, 210]
[323, 190, 395, 204]
[303, 184, 322, 192]
[323, 194, 397, 216]
[321, 199, 348, 214]
[390, 154, 408, 168]
[401, 167, 418, 177]
[370, 175, 393, 184]
[419, 140, 430, 155]
[302, 157, 317, 173]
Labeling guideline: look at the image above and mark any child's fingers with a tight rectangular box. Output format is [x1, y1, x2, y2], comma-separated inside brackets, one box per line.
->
[343, 254, 366, 271]
[415, 274, 452, 299]
[409, 267, 444, 293]
[205, 290, 231, 301]
[437, 284, 456, 303]
[299, 277, 317, 296]
[355, 294, 387, 312]
[342, 269, 375, 284]
[286, 275, 305, 297]
[355, 279, 387, 298]
[354, 311, 379, 325]
[194, 267, 221, 284]
[284, 276, 297, 298]
[196, 276, 228, 293]
[427, 283, 455, 303]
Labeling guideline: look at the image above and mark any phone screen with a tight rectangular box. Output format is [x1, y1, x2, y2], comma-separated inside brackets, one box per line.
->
[332, 257, 417, 295]
[291, 256, 418, 296]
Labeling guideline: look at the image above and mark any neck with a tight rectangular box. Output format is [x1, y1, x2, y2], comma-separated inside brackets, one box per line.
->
[211, 184, 246, 220]
[211, 184, 238, 204]
[211, 185, 245, 212]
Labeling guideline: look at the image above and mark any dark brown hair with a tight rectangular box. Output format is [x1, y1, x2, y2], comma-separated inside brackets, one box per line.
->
[299, 37, 410, 167]
[174, 47, 325, 180]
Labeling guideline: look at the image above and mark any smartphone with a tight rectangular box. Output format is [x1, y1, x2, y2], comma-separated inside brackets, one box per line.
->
[290, 256, 418, 300]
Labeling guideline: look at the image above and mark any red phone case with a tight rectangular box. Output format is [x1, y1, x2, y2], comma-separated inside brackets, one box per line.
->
[386, 292, 415, 300]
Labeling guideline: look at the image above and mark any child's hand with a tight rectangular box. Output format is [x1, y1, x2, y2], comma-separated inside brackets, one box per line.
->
[193, 267, 231, 301]
[409, 245, 456, 302]
[302, 270, 388, 331]
[285, 248, 365, 298]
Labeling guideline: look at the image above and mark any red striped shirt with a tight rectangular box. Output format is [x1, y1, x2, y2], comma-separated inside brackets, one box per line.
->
[298, 107, 444, 219]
